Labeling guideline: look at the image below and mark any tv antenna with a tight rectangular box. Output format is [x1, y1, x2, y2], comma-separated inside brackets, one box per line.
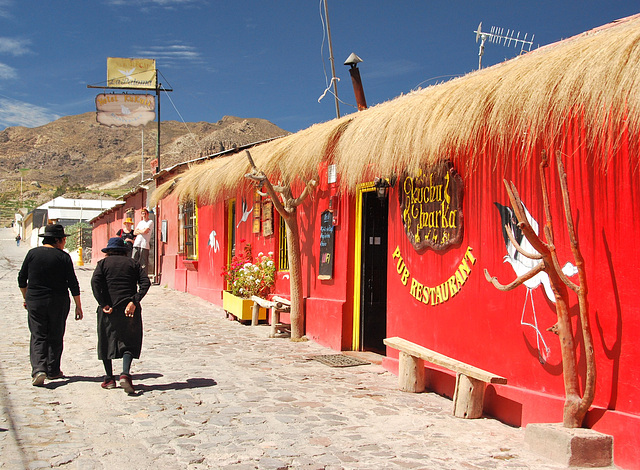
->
[474, 22, 534, 69]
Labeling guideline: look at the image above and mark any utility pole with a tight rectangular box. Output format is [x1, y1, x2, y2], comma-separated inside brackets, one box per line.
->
[155, 77, 161, 173]
[323, 0, 340, 119]
[141, 128, 145, 182]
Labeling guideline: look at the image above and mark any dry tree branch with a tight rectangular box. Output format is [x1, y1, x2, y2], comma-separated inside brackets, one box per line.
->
[487, 151, 595, 428]
[484, 261, 546, 291]
[504, 223, 544, 260]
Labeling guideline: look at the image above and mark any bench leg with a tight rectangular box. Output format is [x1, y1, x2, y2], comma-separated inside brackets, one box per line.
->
[269, 310, 281, 338]
[453, 373, 486, 419]
[398, 352, 426, 393]
[251, 303, 260, 326]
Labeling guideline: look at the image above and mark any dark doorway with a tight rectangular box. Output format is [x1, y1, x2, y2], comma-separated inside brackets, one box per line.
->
[360, 191, 388, 354]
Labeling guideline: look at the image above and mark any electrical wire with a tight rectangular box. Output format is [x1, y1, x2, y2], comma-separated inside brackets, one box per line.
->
[317, 0, 356, 110]
[157, 71, 201, 154]
[411, 74, 464, 92]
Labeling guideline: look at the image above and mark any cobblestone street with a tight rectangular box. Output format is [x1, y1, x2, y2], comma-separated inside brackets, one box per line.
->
[1, 228, 579, 469]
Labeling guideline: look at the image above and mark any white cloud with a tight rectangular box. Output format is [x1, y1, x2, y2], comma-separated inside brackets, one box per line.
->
[0, 0, 12, 19]
[0, 62, 16, 79]
[0, 97, 59, 129]
[134, 43, 203, 67]
[0, 37, 31, 56]
[106, 0, 202, 7]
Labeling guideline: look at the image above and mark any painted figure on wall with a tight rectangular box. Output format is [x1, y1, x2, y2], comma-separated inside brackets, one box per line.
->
[494, 201, 577, 362]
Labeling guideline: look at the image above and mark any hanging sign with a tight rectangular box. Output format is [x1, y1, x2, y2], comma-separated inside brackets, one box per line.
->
[399, 160, 464, 251]
[107, 57, 156, 89]
[95, 93, 155, 127]
[262, 199, 274, 237]
[318, 210, 335, 279]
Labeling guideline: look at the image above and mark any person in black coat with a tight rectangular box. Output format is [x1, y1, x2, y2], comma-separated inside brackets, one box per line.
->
[18, 224, 84, 386]
[91, 237, 150, 394]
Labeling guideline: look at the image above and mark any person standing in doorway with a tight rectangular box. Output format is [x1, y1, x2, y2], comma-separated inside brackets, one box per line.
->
[91, 237, 150, 394]
[132, 208, 153, 275]
[17, 224, 84, 386]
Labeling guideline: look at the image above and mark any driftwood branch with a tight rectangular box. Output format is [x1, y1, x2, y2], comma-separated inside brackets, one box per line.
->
[538, 150, 580, 291]
[505, 223, 543, 260]
[245, 150, 287, 218]
[243, 149, 316, 340]
[484, 262, 546, 291]
[555, 150, 595, 423]
[291, 179, 318, 207]
[486, 150, 595, 428]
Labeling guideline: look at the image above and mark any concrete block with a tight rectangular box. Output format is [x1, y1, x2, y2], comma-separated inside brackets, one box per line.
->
[525, 423, 613, 467]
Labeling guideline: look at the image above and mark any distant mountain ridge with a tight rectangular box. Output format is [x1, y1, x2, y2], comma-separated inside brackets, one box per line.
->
[0, 112, 289, 225]
[0, 112, 289, 188]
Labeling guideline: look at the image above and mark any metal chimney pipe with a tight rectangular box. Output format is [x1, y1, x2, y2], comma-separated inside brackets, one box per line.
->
[344, 53, 367, 111]
[348, 66, 367, 111]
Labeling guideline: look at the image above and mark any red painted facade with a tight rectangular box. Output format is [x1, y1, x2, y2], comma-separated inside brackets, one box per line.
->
[91, 95, 640, 470]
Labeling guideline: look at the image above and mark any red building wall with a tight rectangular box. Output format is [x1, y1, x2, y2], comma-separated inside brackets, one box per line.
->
[91, 115, 639, 467]
[383, 123, 639, 467]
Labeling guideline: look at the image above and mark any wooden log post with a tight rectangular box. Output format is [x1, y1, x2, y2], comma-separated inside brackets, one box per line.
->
[453, 374, 486, 419]
[270, 309, 281, 338]
[251, 302, 260, 326]
[398, 351, 426, 393]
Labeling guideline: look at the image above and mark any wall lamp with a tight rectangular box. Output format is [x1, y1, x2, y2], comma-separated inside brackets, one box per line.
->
[373, 175, 397, 199]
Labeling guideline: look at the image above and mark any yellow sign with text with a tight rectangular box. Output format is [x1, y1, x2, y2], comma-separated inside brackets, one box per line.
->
[107, 57, 156, 89]
[392, 245, 476, 306]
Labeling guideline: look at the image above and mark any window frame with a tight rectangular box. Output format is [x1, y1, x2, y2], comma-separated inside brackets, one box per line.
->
[278, 214, 289, 272]
[181, 200, 198, 260]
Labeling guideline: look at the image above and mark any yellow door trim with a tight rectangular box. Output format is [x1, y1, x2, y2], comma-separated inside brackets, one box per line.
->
[226, 198, 236, 290]
[194, 202, 199, 258]
[352, 182, 376, 351]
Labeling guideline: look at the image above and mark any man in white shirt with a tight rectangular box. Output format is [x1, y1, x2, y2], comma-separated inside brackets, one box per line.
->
[132, 208, 153, 275]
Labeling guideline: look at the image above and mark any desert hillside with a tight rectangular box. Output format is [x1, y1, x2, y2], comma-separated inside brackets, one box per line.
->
[0, 112, 289, 225]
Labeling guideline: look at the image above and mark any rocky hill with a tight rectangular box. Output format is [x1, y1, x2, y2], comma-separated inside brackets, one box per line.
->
[0, 112, 289, 225]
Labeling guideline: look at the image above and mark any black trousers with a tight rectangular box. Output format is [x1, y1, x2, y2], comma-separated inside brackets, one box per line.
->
[27, 294, 70, 377]
[132, 247, 149, 275]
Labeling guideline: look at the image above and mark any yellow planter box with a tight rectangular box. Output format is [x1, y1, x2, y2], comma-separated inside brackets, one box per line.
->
[223, 291, 267, 321]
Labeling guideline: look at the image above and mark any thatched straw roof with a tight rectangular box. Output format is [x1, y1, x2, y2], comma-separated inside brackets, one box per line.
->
[172, 14, 640, 202]
[172, 115, 353, 204]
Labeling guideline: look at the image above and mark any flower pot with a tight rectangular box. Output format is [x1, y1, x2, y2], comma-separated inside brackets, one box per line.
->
[223, 291, 267, 322]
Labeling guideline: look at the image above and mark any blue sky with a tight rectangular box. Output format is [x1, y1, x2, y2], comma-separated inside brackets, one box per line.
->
[0, 1, 638, 134]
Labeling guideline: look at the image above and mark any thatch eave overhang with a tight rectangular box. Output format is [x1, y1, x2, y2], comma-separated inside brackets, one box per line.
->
[172, 14, 640, 203]
[333, 13, 640, 187]
[172, 116, 353, 204]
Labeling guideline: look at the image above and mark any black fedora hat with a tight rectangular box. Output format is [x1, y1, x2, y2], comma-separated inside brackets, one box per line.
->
[38, 224, 70, 238]
[102, 237, 128, 253]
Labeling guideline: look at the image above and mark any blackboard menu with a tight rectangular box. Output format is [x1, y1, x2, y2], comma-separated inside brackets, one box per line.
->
[318, 209, 335, 280]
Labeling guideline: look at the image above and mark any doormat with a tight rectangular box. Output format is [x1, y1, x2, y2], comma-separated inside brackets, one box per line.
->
[310, 354, 370, 367]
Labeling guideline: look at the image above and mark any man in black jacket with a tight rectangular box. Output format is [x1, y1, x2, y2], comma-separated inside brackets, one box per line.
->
[18, 224, 84, 386]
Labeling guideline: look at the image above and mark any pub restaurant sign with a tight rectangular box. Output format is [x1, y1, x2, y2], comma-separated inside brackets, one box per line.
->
[399, 160, 464, 251]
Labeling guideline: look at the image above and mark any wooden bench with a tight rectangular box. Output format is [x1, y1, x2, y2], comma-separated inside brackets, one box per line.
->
[383, 337, 507, 419]
[250, 295, 291, 337]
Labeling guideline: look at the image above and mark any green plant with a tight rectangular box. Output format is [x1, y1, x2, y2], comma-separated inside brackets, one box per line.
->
[221, 243, 275, 298]
[65, 222, 92, 251]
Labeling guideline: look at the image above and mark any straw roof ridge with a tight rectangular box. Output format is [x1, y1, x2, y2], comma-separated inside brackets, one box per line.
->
[333, 14, 640, 185]
[172, 14, 640, 200]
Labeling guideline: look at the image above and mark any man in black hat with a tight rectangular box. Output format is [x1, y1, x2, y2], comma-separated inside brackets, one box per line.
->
[18, 224, 84, 386]
[91, 237, 150, 394]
